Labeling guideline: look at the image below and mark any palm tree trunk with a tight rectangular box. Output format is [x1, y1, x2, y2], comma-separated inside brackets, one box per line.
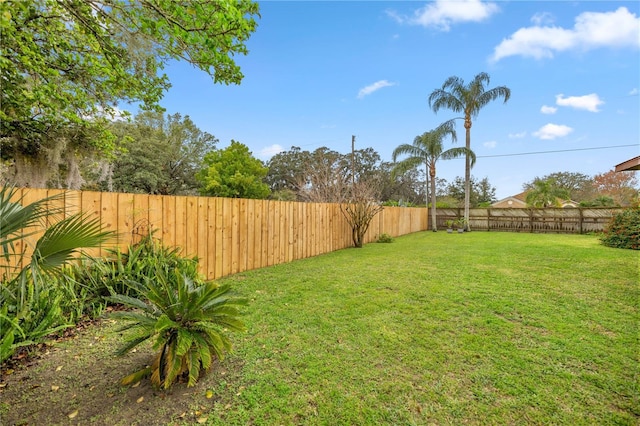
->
[430, 165, 437, 231]
[424, 166, 429, 207]
[425, 164, 431, 230]
[464, 117, 472, 231]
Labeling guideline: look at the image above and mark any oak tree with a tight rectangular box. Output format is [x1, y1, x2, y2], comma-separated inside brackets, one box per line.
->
[0, 0, 259, 187]
[103, 111, 217, 195]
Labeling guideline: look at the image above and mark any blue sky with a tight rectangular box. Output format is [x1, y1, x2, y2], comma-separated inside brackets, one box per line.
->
[156, 1, 639, 200]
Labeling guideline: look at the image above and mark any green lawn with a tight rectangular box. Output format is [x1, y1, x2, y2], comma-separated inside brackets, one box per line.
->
[2, 231, 637, 425]
[213, 231, 638, 425]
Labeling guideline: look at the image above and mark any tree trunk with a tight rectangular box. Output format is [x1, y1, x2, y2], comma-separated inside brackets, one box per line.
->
[430, 163, 437, 231]
[464, 116, 472, 231]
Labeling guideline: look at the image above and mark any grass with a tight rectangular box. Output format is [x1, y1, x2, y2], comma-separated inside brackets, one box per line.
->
[1, 231, 638, 425]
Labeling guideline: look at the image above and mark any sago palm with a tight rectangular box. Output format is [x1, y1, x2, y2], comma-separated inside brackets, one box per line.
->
[108, 268, 247, 389]
[429, 72, 511, 230]
[392, 121, 475, 231]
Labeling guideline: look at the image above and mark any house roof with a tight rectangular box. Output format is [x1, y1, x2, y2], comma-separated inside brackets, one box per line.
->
[510, 191, 528, 202]
[491, 193, 528, 207]
[615, 156, 640, 172]
[492, 191, 579, 208]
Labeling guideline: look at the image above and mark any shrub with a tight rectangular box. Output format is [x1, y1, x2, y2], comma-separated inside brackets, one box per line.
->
[376, 233, 394, 243]
[107, 268, 247, 389]
[0, 187, 112, 363]
[382, 200, 415, 207]
[600, 208, 640, 250]
[73, 232, 200, 299]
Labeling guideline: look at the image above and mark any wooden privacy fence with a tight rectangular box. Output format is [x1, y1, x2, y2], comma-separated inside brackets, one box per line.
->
[435, 207, 622, 233]
[3, 188, 427, 280]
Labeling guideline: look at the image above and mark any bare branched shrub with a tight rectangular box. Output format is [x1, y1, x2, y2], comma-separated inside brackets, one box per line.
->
[341, 181, 383, 248]
[296, 149, 350, 203]
[291, 147, 384, 247]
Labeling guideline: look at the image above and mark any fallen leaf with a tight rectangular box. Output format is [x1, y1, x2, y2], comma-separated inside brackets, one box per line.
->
[89, 386, 95, 391]
[205, 390, 213, 399]
[4, 369, 13, 375]
[55, 366, 62, 372]
[197, 417, 208, 424]
[132, 381, 140, 388]
[68, 410, 78, 419]
[178, 412, 186, 419]
[51, 385, 60, 391]
[137, 396, 144, 403]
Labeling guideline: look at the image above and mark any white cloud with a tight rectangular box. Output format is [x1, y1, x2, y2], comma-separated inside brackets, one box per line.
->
[259, 144, 284, 159]
[483, 140, 497, 148]
[107, 106, 129, 121]
[533, 123, 574, 140]
[540, 105, 557, 114]
[491, 7, 640, 61]
[556, 93, 604, 112]
[508, 131, 526, 139]
[388, 0, 499, 31]
[386, 10, 403, 24]
[531, 12, 555, 26]
[81, 105, 129, 121]
[357, 80, 396, 99]
[629, 88, 639, 95]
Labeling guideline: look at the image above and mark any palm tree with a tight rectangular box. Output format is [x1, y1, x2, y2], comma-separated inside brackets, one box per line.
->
[428, 72, 511, 230]
[525, 179, 570, 207]
[392, 121, 475, 231]
[0, 186, 112, 361]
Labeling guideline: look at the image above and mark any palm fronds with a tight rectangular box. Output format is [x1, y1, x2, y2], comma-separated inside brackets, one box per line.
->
[109, 267, 246, 389]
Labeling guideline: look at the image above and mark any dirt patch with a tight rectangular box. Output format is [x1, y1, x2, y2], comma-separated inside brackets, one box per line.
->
[0, 319, 245, 426]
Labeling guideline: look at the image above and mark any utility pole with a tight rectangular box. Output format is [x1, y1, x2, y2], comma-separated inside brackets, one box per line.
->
[351, 135, 356, 186]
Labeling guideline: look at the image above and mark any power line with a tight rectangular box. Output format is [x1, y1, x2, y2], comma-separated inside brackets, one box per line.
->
[477, 144, 639, 159]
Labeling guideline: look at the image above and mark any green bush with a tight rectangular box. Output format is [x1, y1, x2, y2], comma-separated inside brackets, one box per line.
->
[0, 187, 112, 363]
[107, 268, 247, 389]
[73, 233, 200, 299]
[600, 208, 640, 250]
[376, 233, 394, 243]
[382, 200, 415, 207]
[0, 189, 215, 367]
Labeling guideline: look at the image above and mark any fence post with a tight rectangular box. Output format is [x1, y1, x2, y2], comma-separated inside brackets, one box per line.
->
[528, 208, 533, 233]
[579, 208, 583, 234]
